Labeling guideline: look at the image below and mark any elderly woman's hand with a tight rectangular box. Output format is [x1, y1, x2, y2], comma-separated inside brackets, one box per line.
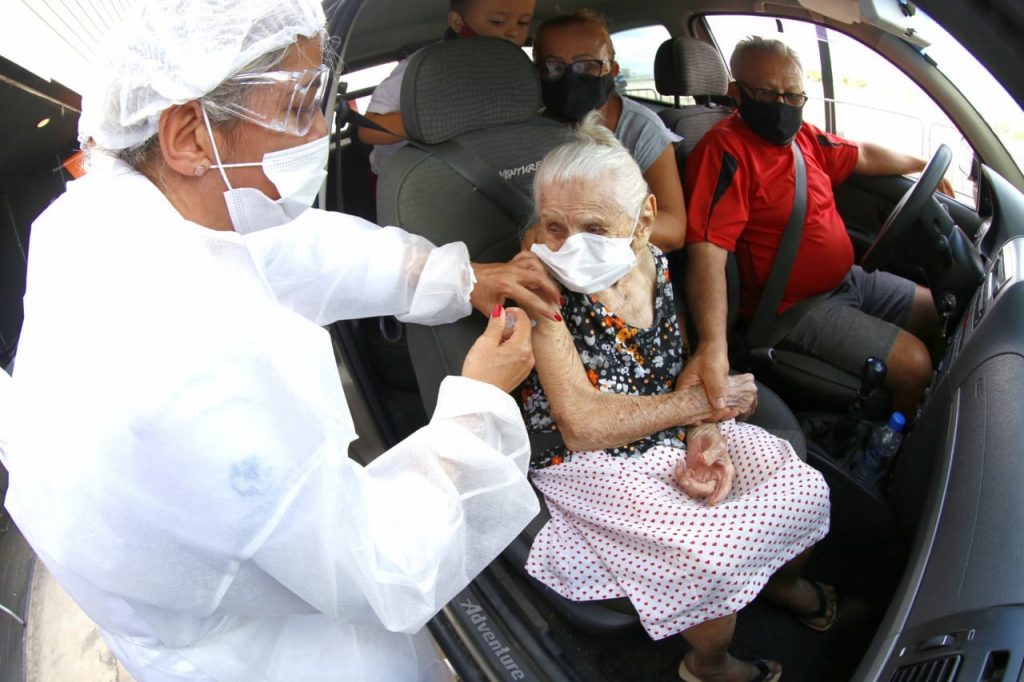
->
[722, 373, 758, 421]
[675, 424, 735, 506]
[675, 372, 758, 423]
[470, 252, 562, 323]
[462, 306, 535, 393]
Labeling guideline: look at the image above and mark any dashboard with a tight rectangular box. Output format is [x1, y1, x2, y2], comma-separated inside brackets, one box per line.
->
[858, 167, 1024, 681]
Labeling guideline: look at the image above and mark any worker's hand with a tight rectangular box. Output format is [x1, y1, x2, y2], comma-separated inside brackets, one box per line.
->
[470, 252, 562, 324]
[677, 345, 732, 415]
[520, 223, 539, 251]
[675, 424, 735, 506]
[462, 306, 534, 392]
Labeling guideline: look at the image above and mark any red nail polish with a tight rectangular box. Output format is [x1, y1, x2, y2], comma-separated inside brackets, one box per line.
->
[492, 304, 503, 318]
[553, 312, 563, 322]
[559, 296, 566, 306]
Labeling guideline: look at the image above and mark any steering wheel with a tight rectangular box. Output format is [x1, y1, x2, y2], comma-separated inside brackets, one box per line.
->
[861, 144, 952, 272]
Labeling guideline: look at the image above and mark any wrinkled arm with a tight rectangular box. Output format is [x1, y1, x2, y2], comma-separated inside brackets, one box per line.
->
[531, 316, 717, 451]
[643, 146, 687, 251]
[248, 210, 474, 325]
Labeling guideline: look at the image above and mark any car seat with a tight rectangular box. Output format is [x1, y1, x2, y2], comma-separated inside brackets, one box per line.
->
[653, 36, 735, 169]
[381, 36, 809, 635]
[654, 37, 890, 416]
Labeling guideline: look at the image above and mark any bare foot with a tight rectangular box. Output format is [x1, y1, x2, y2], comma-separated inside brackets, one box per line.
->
[679, 651, 781, 682]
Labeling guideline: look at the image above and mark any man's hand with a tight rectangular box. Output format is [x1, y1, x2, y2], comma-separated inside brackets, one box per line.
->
[462, 306, 534, 392]
[470, 252, 562, 323]
[675, 424, 734, 506]
[936, 175, 955, 198]
[677, 345, 731, 413]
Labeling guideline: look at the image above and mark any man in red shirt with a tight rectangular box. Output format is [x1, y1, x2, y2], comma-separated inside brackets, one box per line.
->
[683, 36, 950, 415]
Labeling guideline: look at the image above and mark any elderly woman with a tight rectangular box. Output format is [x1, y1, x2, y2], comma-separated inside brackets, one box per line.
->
[521, 114, 834, 682]
[2, 1, 564, 680]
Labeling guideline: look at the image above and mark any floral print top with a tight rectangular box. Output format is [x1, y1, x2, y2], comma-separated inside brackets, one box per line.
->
[520, 246, 690, 469]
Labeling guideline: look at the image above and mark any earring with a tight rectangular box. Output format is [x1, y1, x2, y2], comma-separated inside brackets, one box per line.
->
[194, 164, 207, 177]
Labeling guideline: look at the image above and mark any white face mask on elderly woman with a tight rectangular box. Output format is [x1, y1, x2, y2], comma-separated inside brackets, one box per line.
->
[530, 205, 642, 294]
[201, 107, 328, 234]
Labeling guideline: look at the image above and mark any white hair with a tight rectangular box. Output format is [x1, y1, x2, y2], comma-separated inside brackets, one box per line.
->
[729, 35, 802, 79]
[533, 111, 649, 220]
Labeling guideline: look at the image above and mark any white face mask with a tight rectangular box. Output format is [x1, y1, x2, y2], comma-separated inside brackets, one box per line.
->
[202, 108, 328, 234]
[530, 204, 642, 294]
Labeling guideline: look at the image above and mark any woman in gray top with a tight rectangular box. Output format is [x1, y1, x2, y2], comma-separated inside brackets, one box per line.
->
[533, 9, 687, 252]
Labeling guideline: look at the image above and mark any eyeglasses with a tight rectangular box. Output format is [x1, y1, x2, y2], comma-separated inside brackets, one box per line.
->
[536, 59, 609, 81]
[205, 64, 330, 137]
[737, 81, 808, 108]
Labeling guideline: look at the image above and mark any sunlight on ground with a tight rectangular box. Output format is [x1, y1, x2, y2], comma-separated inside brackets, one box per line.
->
[25, 560, 134, 682]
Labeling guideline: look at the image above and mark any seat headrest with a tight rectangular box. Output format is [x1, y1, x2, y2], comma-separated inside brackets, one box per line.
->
[400, 37, 542, 144]
[654, 37, 730, 97]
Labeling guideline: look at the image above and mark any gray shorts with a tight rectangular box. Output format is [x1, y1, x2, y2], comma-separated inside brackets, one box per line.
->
[781, 266, 916, 374]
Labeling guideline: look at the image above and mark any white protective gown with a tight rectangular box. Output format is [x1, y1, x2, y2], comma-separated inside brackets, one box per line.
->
[4, 158, 539, 681]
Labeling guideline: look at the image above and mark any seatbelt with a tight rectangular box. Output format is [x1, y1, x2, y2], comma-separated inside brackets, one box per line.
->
[746, 142, 807, 348]
[342, 105, 535, 225]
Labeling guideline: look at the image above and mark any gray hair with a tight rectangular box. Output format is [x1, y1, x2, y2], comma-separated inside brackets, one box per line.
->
[729, 35, 802, 80]
[533, 111, 649, 221]
[103, 31, 332, 170]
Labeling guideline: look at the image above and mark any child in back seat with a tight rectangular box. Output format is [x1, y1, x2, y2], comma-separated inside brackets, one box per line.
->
[358, 0, 536, 177]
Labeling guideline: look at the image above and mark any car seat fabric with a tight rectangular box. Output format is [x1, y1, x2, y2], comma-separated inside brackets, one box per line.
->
[399, 37, 543, 144]
[375, 36, 571, 416]
[654, 37, 735, 160]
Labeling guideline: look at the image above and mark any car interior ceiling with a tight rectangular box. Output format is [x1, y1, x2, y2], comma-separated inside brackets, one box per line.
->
[324, 9, 942, 682]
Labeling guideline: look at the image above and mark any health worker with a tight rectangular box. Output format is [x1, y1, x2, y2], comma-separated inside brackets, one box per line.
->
[0, 0, 562, 679]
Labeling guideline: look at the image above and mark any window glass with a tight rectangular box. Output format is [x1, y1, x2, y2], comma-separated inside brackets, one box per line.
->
[916, 9, 1024, 172]
[609, 25, 672, 103]
[332, 61, 398, 135]
[705, 14, 976, 200]
[341, 61, 398, 114]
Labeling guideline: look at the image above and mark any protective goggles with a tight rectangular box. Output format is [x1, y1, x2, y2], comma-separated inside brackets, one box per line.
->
[205, 64, 330, 136]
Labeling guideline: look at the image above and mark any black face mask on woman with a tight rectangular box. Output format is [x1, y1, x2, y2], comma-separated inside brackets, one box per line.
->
[737, 96, 803, 146]
[541, 71, 616, 123]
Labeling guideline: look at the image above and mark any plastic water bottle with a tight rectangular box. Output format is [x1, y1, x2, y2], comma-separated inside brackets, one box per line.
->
[853, 412, 907, 491]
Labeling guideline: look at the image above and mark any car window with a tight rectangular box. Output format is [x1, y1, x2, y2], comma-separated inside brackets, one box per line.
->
[342, 62, 397, 112]
[610, 25, 673, 104]
[705, 14, 976, 201]
[916, 11, 1024, 174]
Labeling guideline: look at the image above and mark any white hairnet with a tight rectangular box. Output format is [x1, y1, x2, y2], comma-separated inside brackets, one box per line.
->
[79, 0, 326, 151]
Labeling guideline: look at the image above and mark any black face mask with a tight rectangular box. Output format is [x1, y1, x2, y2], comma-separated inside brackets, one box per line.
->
[541, 70, 616, 123]
[737, 95, 803, 146]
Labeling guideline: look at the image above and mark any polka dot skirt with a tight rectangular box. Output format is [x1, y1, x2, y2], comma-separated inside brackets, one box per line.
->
[526, 420, 830, 640]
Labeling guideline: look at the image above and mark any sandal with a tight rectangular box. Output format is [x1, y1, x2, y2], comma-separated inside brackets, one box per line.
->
[678, 657, 782, 682]
[797, 580, 838, 632]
